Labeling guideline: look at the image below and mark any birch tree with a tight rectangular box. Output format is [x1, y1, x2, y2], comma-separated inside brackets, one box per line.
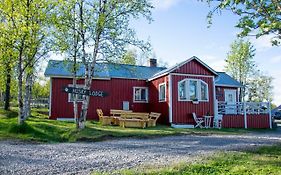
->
[0, 0, 53, 124]
[53, 0, 152, 128]
[248, 71, 273, 102]
[52, 0, 84, 129]
[225, 39, 255, 101]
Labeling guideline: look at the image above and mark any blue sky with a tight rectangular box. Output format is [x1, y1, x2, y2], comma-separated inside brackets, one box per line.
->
[132, 0, 281, 104]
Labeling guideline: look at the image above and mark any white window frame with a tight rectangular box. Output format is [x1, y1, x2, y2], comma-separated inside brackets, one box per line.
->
[178, 79, 188, 101]
[68, 84, 84, 103]
[177, 78, 209, 102]
[158, 82, 166, 102]
[200, 81, 209, 102]
[133, 87, 148, 103]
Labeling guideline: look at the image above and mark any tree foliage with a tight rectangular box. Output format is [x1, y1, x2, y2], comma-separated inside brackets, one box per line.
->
[120, 49, 137, 65]
[0, 0, 53, 124]
[205, 0, 281, 45]
[225, 38, 273, 102]
[247, 70, 273, 102]
[51, 0, 153, 128]
[225, 39, 255, 101]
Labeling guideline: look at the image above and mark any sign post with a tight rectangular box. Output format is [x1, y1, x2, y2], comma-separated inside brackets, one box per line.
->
[63, 86, 108, 97]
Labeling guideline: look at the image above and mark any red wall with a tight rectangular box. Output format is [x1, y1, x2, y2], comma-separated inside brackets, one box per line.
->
[149, 75, 170, 124]
[222, 114, 270, 128]
[173, 59, 214, 75]
[50, 78, 149, 120]
[171, 75, 215, 125]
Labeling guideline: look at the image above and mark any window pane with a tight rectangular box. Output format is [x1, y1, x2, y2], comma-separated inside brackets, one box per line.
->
[189, 80, 197, 100]
[134, 88, 147, 102]
[201, 82, 208, 100]
[140, 89, 146, 100]
[159, 84, 165, 101]
[135, 89, 141, 100]
[179, 81, 186, 100]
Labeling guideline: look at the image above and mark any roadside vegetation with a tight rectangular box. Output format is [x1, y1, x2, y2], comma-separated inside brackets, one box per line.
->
[0, 108, 266, 143]
[110, 145, 281, 175]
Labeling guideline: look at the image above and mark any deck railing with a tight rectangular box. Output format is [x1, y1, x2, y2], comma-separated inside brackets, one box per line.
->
[217, 101, 270, 115]
[215, 101, 272, 129]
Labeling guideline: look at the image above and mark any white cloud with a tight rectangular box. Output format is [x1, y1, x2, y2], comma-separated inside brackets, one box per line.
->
[152, 0, 183, 10]
[269, 56, 281, 64]
[250, 34, 274, 52]
[199, 55, 226, 72]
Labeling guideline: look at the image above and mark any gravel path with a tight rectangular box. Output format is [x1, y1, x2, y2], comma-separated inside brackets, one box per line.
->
[0, 132, 280, 175]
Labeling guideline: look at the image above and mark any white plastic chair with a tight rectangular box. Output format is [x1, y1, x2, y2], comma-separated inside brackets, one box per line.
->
[192, 113, 204, 128]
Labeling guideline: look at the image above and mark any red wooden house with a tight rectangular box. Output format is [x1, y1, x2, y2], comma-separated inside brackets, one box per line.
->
[45, 56, 272, 128]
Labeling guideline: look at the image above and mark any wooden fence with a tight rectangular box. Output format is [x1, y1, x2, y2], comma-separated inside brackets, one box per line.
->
[31, 98, 49, 108]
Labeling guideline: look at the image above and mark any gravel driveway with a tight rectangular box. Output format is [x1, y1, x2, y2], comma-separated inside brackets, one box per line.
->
[0, 132, 280, 175]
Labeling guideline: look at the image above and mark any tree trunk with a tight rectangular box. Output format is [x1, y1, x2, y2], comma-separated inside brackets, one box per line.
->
[24, 72, 32, 119]
[18, 64, 24, 125]
[4, 65, 11, 111]
[73, 78, 79, 129]
[18, 42, 25, 125]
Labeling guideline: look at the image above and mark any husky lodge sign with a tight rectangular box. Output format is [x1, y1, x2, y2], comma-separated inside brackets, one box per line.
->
[63, 86, 108, 97]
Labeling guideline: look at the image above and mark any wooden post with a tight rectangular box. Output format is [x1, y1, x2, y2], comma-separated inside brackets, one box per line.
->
[268, 102, 272, 129]
[243, 102, 247, 129]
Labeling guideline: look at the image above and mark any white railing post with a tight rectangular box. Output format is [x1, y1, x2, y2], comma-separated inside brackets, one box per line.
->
[243, 102, 247, 129]
[214, 99, 218, 117]
[268, 102, 272, 129]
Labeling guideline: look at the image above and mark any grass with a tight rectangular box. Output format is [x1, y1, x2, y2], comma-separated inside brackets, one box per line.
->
[105, 145, 281, 175]
[0, 108, 274, 143]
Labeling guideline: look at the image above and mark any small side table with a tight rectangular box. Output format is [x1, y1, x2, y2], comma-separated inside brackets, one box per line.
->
[204, 116, 213, 128]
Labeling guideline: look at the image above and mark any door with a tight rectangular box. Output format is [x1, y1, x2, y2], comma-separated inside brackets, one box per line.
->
[224, 89, 237, 114]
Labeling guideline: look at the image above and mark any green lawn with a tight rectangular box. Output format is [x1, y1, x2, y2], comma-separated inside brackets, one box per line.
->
[112, 145, 281, 175]
[0, 108, 272, 143]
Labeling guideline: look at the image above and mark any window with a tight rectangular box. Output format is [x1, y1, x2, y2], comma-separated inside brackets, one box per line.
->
[189, 80, 198, 100]
[201, 82, 208, 101]
[159, 83, 166, 102]
[178, 79, 209, 102]
[133, 87, 148, 103]
[68, 84, 84, 102]
[179, 80, 187, 100]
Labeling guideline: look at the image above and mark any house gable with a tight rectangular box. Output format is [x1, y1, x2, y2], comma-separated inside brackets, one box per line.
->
[171, 58, 216, 76]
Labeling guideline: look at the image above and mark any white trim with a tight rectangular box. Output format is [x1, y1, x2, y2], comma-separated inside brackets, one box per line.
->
[68, 84, 84, 103]
[148, 73, 169, 81]
[170, 73, 215, 78]
[57, 118, 75, 122]
[47, 75, 111, 80]
[168, 74, 173, 123]
[49, 78, 52, 117]
[133, 87, 148, 103]
[213, 77, 216, 118]
[177, 78, 209, 102]
[171, 124, 194, 128]
[215, 84, 242, 88]
[158, 82, 166, 102]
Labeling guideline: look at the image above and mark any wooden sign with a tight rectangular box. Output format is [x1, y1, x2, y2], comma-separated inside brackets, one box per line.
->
[63, 86, 108, 97]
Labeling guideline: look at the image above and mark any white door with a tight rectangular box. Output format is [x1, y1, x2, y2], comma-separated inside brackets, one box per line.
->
[224, 90, 237, 114]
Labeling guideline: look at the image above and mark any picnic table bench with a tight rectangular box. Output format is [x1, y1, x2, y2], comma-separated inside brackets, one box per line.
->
[110, 109, 132, 125]
[119, 112, 149, 128]
[119, 112, 161, 128]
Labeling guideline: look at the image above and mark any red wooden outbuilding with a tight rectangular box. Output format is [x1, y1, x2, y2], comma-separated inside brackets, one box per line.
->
[45, 56, 272, 128]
